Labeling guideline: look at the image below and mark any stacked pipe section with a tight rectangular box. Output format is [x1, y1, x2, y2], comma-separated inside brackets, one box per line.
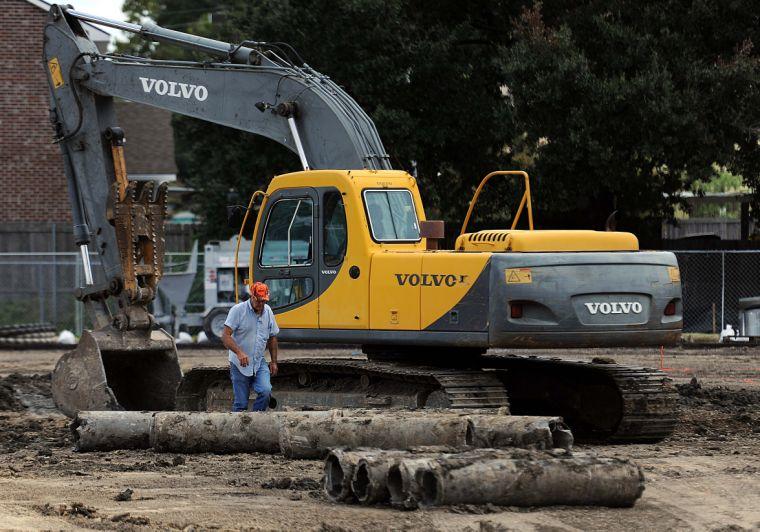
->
[71, 410, 572, 454]
[71, 410, 644, 508]
[325, 448, 644, 509]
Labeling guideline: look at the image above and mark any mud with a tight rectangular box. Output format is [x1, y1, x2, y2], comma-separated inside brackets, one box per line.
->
[677, 377, 760, 410]
[0, 373, 53, 412]
[261, 476, 322, 491]
[0, 380, 21, 411]
[0, 347, 758, 530]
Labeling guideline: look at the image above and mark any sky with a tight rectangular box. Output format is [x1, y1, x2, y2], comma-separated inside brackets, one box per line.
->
[67, 0, 126, 27]
[64, 0, 127, 45]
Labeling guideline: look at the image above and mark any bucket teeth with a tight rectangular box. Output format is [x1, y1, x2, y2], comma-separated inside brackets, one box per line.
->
[111, 179, 168, 314]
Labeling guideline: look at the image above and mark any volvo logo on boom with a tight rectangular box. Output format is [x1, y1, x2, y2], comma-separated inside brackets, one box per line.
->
[139, 77, 208, 101]
[584, 302, 643, 315]
[395, 273, 467, 287]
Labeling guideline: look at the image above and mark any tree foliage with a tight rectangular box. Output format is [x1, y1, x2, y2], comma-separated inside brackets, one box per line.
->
[119, 0, 760, 244]
[500, 1, 760, 241]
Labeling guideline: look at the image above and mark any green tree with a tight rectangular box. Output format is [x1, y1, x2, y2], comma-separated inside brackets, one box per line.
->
[120, 0, 521, 238]
[498, 1, 760, 241]
[118, 0, 760, 244]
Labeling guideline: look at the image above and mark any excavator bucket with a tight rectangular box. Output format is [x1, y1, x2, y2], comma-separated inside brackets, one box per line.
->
[52, 327, 182, 418]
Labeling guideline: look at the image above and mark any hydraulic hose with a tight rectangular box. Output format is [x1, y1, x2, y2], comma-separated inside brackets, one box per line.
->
[234, 190, 265, 303]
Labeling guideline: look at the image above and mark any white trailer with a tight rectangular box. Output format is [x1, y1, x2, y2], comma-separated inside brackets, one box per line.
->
[154, 237, 250, 343]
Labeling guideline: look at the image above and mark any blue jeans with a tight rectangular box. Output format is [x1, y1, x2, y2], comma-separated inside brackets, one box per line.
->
[230, 363, 272, 412]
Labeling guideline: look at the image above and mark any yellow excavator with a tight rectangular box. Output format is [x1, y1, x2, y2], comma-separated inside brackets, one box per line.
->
[178, 168, 681, 441]
[44, 6, 680, 441]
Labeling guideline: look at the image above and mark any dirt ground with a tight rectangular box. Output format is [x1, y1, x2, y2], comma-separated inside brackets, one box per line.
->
[0, 344, 758, 531]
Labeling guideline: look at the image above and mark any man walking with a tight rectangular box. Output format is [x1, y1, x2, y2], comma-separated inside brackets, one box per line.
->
[222, 281, 279, 412]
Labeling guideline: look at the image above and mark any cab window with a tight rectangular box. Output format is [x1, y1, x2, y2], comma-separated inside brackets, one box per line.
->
[363, 189, 420, 242]
[260, 198, 313, 266]
[323, 191, 347, 266]
[266, 278, 314, 309]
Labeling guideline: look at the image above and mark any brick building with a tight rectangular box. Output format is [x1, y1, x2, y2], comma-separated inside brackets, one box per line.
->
[0, 0, 109, 224]
[0, 0, 184, 251]
[115, 101, 178, 183]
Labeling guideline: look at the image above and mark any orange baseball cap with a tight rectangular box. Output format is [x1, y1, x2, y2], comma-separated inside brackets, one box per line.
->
[250, 281, 270, 301]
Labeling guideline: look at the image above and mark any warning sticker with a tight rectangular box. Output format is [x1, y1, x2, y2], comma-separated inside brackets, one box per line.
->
[668, 266, 681, 283]
[505, 268, 532, 284]
[48, 58, 64, 89]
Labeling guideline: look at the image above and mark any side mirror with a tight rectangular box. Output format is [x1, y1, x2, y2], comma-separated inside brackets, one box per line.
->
[226, 205, 245, 228]
[420, 220, 445, 250]
[227, 195, 264, 229]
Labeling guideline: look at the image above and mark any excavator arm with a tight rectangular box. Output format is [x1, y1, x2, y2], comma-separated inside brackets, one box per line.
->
[43, 4, 390, 415]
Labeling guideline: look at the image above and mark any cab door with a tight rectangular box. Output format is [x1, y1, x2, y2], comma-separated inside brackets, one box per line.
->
[253, 187, 319, 328]
[316, 187, 370, 329]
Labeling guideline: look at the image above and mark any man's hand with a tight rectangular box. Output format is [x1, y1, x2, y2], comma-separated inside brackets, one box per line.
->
[267, 336, 279, 376]
[222, 325, 249, 367]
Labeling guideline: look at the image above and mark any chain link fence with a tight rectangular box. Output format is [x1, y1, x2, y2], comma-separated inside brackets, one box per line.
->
[673, 251, 760, 333]
[0, 250, 758, 335]
[0, 252, 204, 335]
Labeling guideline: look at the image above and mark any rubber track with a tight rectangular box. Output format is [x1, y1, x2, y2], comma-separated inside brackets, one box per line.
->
[481, 355, 678, 442]
[278, 359, 510, 410]
[178, 360, 510, 410]
[177, 356, 675, 441]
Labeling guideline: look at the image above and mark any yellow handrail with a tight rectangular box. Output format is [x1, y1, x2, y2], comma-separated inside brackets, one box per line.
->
[459, 170, 534, 236]
[234, 190, 266, 304]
